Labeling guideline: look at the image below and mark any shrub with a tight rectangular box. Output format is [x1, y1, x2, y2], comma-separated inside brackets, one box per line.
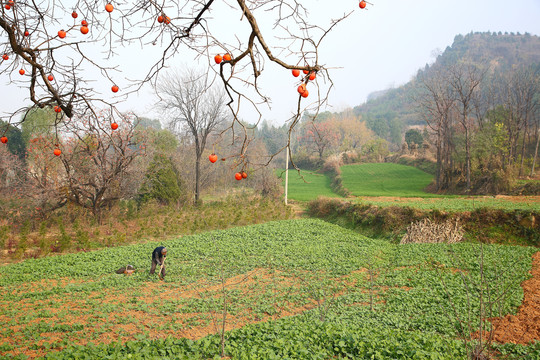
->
[341, 151, 360, 164]
[251, 166, 283, 199]
[0, 225, 9, 250]
[471, 165, 514, 195]
[510, 180, 540, 195]
[307, 197, 346, 218]
[57, 219, 72, 252]
[291, 151, 322, 170]
[321, 155, 350, 197]
[394, 154, 437, 175]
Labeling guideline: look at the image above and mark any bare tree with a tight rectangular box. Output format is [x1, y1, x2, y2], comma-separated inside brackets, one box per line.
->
[301, 121, 340, 161]
[0, 144, 29, 216]
[448, 63, 485, 191]
[493, 67, 537, 171]
[59, 111, 143, 220]
[331, 114, 374, 153]
[415, 66, 456, 191]
[158, 69, 227, 203]
[24, 135, 68, 214]
[532, 127, 540, 177]
[507, 67, 539, 177]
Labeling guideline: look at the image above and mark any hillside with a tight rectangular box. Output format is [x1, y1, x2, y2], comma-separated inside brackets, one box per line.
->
[352, 32, 540, 143]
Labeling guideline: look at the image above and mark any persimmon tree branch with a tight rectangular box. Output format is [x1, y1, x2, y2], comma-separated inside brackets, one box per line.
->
[1, 0, 369, 171]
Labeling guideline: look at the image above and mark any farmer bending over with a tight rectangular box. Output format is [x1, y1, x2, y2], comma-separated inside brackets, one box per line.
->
[150, 246, 167, 278]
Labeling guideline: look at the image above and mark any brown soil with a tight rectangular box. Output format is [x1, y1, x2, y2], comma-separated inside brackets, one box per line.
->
[488, 251, 540, 345]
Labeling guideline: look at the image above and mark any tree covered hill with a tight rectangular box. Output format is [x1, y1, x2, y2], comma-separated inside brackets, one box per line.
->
[437, 32, 540, 69]
[352, 32, 540, 143]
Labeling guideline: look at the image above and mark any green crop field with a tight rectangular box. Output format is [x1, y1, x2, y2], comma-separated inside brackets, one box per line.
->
[1, 219, 538, 359]
[277, 169, 341, 201]
[277, 163, 539, 211]
[341, 163, 437, 197]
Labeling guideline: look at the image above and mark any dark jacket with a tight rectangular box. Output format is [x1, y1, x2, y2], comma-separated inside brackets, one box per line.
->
[152, 246, 167, 265]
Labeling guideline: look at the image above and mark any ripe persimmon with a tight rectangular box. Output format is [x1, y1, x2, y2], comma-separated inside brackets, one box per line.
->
[303, 70, 309, 74]
[80, 26, 89, 34]
[297, 84, 306, 95]
[19, 69, 25, 75]
[309, 72, 316, 81]
[58, 30, 66, 39]
[301, 90, 309, 98]
[4, 4, 10, 10]
[47, 75, 54, 81]
[359, 1, 367, 8]
[241, 171, 247, 179]
[81, 20, 88, 26]
[111, 85, 119, 93]
[24, 30, 29, 36]
[54, 106, 62, 113]
[292, 69, 300, 77]
[105, 3, 113, 12]
[2, 54, 8, 61]
[223, 53, 231, 61]
[164, 16, 171, 24]
[209, 154, 218, 163]
[157, 15, 164, 23]
[214, 54, 223, 64]
[111, 122, 118, 130]
[53, 148, 61, 156]
[235, 172, 242, 181]
[72, 11, 78, 18]
[0, 136, 7, 144]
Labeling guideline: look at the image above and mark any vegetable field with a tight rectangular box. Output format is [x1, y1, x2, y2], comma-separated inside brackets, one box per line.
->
[1, 219, 538, 359]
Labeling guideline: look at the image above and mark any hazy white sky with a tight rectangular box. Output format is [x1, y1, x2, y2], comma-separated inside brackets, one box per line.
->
[1, 0, 539, 127]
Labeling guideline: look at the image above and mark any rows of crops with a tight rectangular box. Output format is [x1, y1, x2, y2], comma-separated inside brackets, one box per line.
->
[0, 219, 538, 359]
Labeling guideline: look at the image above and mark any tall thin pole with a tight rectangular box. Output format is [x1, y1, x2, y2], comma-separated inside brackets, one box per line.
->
[285, 145, 289, 205]
[531, 128, 540, 177]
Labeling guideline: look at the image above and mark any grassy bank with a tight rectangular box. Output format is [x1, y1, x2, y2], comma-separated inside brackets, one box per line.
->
[0, 195, 294, 264]
[307, 197, 540, 247]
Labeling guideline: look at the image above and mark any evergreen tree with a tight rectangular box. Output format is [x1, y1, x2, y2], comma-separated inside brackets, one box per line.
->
[0, 121, 25, 159]
[139, 154, 185, 205]
[405, 129, 424, 147]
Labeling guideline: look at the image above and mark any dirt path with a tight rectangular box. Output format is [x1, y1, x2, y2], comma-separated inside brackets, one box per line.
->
[489, 251, 540, 344]
[288, 201, 307, 218]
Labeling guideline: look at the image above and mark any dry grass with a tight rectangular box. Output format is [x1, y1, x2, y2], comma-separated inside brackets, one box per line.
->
[400, 218, 464, 244]
[0, 195, 294, 264]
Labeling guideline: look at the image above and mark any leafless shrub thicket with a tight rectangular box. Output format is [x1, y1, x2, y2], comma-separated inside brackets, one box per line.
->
[400, 218, 464, 244]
